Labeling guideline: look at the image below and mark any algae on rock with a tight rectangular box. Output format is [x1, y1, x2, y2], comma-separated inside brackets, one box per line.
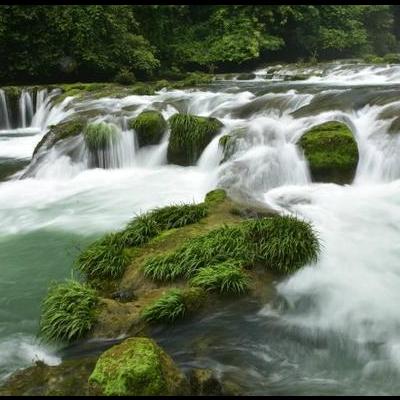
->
[299, 121, 359, 184]
[88, 337, 189, 396]
[128, 110, 167, 147]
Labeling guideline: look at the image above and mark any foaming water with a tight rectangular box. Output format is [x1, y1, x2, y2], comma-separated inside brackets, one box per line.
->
[3, 63, 400, 392]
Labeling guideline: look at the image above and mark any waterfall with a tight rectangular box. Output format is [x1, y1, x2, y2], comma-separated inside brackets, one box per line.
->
[0, 89, 11, 130]
[19, 90, 34, 128]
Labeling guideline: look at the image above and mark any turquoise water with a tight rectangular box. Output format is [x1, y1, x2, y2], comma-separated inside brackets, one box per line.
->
[0, 229, 95, 380]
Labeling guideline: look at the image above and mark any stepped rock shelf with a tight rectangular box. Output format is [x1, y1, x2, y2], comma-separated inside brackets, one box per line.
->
[0, 189, 320, 396]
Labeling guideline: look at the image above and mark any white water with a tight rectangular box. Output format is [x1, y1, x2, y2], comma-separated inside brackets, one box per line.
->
[2, 62, 400, 392]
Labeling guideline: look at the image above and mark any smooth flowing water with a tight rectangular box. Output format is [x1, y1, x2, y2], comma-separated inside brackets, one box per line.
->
[1, 62, 400, 394]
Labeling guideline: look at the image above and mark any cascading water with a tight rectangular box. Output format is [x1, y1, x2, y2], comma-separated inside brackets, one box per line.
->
[0, 90, 11, 130]
[2, 61, 400, 394]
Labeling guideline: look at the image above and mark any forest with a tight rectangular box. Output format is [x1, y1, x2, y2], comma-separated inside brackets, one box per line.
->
[1, 5, 399, 84]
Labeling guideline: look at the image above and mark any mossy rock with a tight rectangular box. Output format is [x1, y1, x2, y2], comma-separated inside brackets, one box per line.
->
[388, 116, 400, 134]
[33, 118, 85, 157]
[0, 358, 96, 396]
[167, 114, 223, 166]
[204, 189, 227, 206]
[236, 73, 256, 80]
[299, 121, 359, 184]
[219, 134, 238, 163]
[128, 111, 167, 147]
[88, 337, 189, 396]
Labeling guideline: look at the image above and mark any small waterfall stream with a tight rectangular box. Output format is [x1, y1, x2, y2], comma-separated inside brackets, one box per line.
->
[2, 62, 400, 394]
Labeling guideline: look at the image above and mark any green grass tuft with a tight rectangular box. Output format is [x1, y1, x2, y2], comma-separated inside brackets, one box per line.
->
[74, 202, 207, 282]
[75, 233, 130, 280]
[144, 215, 320, 282]
[244, 215, 320, 273]
[141, 289, 186, 323]
[167, 113, 223, 165]
[190, 260, 249, 294]
[84, 121, 119, 152]
[143, 224, 248, 281]
[39, 280, 99, 343]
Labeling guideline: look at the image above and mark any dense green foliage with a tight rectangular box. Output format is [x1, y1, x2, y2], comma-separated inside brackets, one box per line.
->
[167, 114, 223, 166]
[1, 5, 399, 84]
[39, 280, 99, 343]
[299, 121, 359, 184]
[143, 215, 320, 282]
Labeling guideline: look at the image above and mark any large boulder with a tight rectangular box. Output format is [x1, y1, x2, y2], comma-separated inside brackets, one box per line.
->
[128, 110, 167, 147]
[167, 114, 223, 166]
[88, 337, 189, 396]
[299, 121, 359, 184]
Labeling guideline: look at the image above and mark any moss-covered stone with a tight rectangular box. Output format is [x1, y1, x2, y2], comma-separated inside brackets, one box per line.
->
[33, 118, 85, 157]
[388, 116, 400, 134]
[299, 121, 359, 184]
[88, 337, 189, 396]
[167, 113, 223, 166]
[204, 188, 227, 206]
[219, 134, 238, 163]
[128, 111, 167, 147]
[189, 368, 223, 396]
[0, 358, 96, 396]
[237, 73, 256, 80]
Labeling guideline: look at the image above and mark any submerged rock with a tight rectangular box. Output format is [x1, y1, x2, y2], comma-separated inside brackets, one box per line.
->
[236, 73, 256, 80]
[189, 368, 223, 396]
[299, 121, 359, 184]
[0, 358, 96, 396]
[167, 113, 223, 166]
[88, 337, 189, 396]
[128, 110, 167, 147]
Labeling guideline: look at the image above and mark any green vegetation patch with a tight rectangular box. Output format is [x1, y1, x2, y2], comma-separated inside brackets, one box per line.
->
[190, 260, 249, 295]
[75, 233, 130, 280]
[83, 121, 119, 152]
[89, 337, 187, 396]
[299, 121, 359, 184]
[75, 203, 208, 281]
[142, 288, 205, 324]
[39, 280, 99, 343]
[128, 111, 167, 147]
[144, 215, 320, 282]
[167, 114, 223, 166]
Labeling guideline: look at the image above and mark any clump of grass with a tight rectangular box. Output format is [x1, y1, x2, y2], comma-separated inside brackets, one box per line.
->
[190, 260, 249, 295]
[144, 215, 320, 282]
[39, 280, 99, 343]
[142, 287, 205, 324]
[75, 233, 130, 280]
[83, 121, 119, 152]
[244, 215, 320, 273]
[150, 203, 208, 230]
[119, 213, 161, 247]
[167, 113, 223, 166]
[141, 289, 186, 323]
[143, 224, 249, 281]
[74, 203, 207, 282]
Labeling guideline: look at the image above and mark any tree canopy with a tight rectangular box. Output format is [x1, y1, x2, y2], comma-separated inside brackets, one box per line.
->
[0, 5, 399, 84]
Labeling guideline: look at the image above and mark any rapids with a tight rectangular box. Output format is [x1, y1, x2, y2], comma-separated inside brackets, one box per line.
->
[1, 61, 400, 394]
